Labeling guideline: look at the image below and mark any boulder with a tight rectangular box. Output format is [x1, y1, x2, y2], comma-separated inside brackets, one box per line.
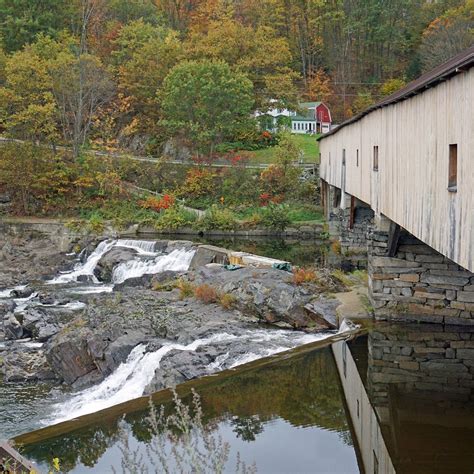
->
[189, 245, 230, 270]
[3, 312, 23, 339]
[1, 348, 57, 382]
[191, 265, 317, 328]
[94, 247, 138, 282]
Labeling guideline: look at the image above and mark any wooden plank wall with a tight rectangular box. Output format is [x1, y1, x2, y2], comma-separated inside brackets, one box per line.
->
[320, 68, 474, 272]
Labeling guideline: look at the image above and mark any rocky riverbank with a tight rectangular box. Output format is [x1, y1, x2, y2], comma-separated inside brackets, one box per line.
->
[0, 231, 348, 406]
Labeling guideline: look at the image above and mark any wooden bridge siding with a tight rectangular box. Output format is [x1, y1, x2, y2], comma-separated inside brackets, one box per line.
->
[320, 68, 474, 272]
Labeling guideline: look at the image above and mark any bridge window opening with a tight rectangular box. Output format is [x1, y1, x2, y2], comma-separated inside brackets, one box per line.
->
[373, 146, 379, 171]
[356, 149, 359, 167]
[448, 144, 458, 192]
[342, 149, 346, 166]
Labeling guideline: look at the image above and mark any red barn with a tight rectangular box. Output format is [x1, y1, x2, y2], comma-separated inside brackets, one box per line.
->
[314, 102, 332, 133]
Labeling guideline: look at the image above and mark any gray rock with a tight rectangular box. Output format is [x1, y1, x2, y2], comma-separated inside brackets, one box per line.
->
[94, 247, 138, 282]
[189, 245, 230, 270]
[3, 312, 23, 339]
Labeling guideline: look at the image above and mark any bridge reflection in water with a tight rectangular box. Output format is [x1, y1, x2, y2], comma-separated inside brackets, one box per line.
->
[334, 323, 474, 474]
[15, 324, 474, 473]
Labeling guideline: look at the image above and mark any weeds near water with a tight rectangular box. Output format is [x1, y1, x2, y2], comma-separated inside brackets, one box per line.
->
[112, 390, 257, 474]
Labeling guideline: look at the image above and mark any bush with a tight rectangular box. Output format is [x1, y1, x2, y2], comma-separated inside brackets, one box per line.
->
[194, 284, 218, 304]
[260, 203, 291, 231]
[155, 206, 197, 230]
[293, 267, 318, 285]
[177, 168, 217, 199]
[176, 279, 195, 299]
[219, 293, 237, 309]
[197, 205, 237, 231]
[139, 194, 175, 212]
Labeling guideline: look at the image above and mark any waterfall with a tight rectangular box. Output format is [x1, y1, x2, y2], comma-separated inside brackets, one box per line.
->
[115, 239, 157, 255]
[112, 248, 195, 284]
[48, 240, 116, 284]
[48, 239, 194, 286]
[49, 329, 337, 424]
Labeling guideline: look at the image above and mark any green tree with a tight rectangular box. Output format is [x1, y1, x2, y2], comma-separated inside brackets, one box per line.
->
[0, 0, 74, 52]
[186, 18, 298, 111]
[352, 91, 375, 115]
[160, 60, 254, 157]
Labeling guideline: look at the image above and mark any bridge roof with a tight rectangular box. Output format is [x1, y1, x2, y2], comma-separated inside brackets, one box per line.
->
[319, 45, 474, 140]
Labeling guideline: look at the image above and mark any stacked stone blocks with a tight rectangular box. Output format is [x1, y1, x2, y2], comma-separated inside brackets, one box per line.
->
[368, 232, 474, 324]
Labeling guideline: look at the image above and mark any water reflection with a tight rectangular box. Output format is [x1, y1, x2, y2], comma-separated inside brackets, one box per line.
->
[19, 347, 358, 473]
[335, 323, 474, 474]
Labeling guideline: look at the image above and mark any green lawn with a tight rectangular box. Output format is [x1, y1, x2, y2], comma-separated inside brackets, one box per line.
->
[244, 134, 320, 165]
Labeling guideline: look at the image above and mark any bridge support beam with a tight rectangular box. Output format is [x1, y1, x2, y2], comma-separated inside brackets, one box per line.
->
[324, 186, 474, 324]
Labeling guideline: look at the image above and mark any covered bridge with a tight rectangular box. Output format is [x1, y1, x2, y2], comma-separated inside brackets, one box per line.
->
[319, 46, 474, 322]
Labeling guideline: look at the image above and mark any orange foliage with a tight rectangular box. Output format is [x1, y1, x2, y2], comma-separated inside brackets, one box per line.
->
[293, 268, 318, 286]
[139, 194, 175, 212]
[194, 284, 218, 303]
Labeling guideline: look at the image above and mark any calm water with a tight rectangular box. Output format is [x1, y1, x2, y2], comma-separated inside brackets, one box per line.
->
[153, 234, 331, 267]
[14, 322, 474, 474]
[18, 346, 359, 473]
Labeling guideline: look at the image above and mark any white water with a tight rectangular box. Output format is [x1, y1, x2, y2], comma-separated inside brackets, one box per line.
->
[48, 240, 116, 284]
[0, 285, 28, 298]
[47, 239, 194, 286]
[49, 329, 338, 424]
[112, 248, 195, 284]
[115, 239, 157, 255]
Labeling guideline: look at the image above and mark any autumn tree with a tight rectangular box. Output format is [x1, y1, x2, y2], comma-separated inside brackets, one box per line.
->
[380, 78, 406, 97]
[306, 68, 334, 102]
[352, 91, 375, 115]
[185, 18, 298, 111]
[419, 1, 474, 72]
[160, 60, 254, 157]
[50, 51, 115, 157]
[0, 44, 59, 143]
[113, 20, 183, 146]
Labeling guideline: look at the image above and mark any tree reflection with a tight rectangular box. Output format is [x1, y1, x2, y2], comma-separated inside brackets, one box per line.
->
[231, 415, 265, 442]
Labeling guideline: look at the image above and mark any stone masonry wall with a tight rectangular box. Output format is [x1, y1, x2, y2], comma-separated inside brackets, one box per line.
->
[328, 204, 374, 269]
[368, 230, 474, 324]
[367, 324, 474, 408]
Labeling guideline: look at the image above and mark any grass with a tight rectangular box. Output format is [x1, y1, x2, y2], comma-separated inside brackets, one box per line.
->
[235, 204, 324, 223]
[244, 134, 321, 165]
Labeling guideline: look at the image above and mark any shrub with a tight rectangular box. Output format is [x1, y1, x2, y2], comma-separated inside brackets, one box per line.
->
[197, 205, 237, 231]
[260, 203, 291, 231]
[194, 284, 218, 304]
[139, 194, 175, 212]
[155, 206, 197, 230]
[219, 293, 237, 309]
[293, 267, 318, 285]
[177, 168, 217, 198]
[176, 279, 195, 299]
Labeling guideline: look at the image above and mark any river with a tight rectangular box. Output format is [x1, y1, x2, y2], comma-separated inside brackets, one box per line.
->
[2, 236, 474, 473]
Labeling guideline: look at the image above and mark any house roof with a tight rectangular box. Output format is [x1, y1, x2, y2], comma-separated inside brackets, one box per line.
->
[319, 44, 474, 140]
[292, 101, 321, 121]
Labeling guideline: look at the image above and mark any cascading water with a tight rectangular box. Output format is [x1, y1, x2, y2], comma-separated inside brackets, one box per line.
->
[115, 239, 157, 255]
[48, 240, 116, 284]
[48, 239, 195, 286]
[48, 328, 343, 424]
[0, 285, 28, 298]
[112, 248, 195, 284]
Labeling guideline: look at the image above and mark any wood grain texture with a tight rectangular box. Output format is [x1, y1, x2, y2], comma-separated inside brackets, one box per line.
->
[320, 68, 474, 272]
